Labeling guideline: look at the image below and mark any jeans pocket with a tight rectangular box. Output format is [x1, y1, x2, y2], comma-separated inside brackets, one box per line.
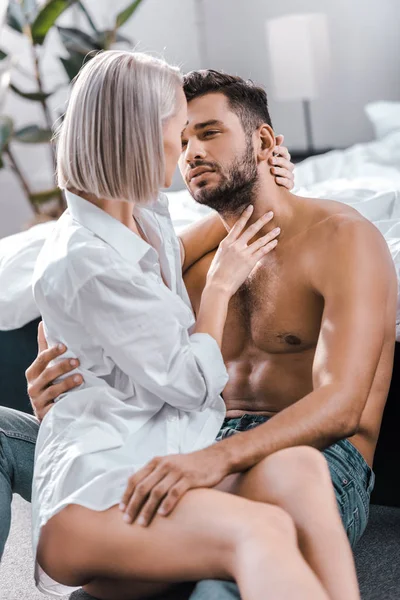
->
[331, 469, 360, 543]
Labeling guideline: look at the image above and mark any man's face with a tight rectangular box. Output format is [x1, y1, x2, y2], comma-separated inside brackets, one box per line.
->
[179, 92, 259, 214]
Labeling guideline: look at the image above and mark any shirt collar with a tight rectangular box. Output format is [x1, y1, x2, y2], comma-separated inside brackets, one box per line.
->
[136, 192, 170, 217]
[65, 190, 156, 265]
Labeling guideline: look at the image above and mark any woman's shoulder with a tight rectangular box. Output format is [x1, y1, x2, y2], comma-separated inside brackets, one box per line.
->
[32, 213, 130, 300]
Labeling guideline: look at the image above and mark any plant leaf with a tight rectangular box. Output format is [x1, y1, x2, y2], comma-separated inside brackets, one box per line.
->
[0, 116, 14, 148]
[0, 49, 8, 61]
[30, 187, 61, 204]
[6, 2, 26, 33]
[115, 31, 133, 44]
[59, 51, 88, 81]
[31, 0, 78, 46]
[115, 0, 144, 29]
[76, 1, 99, 35]
[57, 26, 101, 54]
[97, 29, 132, 48]
[0, 116, 14, 168]
[9, 83, 53, 102]
[14, 125, 53, 143]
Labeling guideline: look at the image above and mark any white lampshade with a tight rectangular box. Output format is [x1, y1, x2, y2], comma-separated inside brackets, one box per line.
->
[266, 13, 330, 102]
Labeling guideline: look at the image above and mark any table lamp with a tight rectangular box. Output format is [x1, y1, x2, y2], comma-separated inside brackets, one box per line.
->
[266, 13, 331, 153]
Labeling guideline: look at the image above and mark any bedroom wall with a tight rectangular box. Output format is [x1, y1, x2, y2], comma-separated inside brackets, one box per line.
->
[203, 0, 400, 151]
[1, 0, 399, 237]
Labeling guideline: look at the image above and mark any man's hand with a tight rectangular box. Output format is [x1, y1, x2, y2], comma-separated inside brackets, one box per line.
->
[271, 134, 295, 190]
[26, 322, 83, 421]
[120, 445, 229, 527]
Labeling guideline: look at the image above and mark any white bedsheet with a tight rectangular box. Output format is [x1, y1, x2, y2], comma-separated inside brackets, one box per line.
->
[294, 130, 400, 189]
[1, 133, 400, 339]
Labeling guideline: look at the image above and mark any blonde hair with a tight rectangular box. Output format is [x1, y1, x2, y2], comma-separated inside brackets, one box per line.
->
[56, 51, 182, 204]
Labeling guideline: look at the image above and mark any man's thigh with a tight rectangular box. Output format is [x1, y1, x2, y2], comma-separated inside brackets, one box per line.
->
[0, 406, 39, 500]
[322, 438, 375, 547]
[189, 581, 240, 600]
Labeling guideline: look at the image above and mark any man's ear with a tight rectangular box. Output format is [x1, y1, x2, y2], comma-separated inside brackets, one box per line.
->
[256, 124, 275, 163]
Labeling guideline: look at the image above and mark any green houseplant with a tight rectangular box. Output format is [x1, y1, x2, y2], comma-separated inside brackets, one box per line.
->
[0, 0, 144, 218]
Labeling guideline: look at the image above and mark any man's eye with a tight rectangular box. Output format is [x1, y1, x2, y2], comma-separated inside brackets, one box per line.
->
[203, 130, 219, 138]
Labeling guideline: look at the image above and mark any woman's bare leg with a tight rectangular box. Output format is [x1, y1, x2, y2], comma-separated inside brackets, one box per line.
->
[37, 488, 329, 600]
[220, 446, 360, 600]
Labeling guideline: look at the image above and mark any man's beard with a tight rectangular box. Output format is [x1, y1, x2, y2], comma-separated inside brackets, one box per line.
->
[187, 140, 259, 217]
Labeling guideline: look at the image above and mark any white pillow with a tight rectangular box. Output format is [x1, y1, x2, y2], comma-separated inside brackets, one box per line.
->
[365, 102, 400, 139]
[0, 221, 55, 330]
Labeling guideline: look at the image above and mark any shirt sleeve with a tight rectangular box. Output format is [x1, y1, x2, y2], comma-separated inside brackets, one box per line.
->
[70, 267, 228, 412]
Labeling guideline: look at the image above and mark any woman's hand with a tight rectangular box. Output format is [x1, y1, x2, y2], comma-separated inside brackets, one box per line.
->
[271, 134, 295, 190]
[26, 322, 83, 421]
[120, 445, 228, 527]
[206, 205, 280, 297]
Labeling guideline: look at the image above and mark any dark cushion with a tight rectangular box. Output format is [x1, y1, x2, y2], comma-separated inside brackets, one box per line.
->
[0, 318, 40, 413]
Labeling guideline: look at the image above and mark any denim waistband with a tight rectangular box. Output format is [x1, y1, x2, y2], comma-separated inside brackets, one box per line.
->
[221, 413, 374, 494]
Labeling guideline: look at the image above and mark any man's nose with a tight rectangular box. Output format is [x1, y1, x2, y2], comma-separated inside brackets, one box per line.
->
[185, 138, 206, 163]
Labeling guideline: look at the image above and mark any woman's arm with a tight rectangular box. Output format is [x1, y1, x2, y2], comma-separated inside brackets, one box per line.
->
[193, 207, 279, 347]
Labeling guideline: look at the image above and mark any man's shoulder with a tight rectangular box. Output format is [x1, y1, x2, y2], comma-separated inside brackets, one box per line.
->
[302, 195, 363, 226]
[301, 197, 394, 291]
[301, 196, 381, 249]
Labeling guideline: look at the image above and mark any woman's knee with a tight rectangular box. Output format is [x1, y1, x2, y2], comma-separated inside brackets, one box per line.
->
[254, 446, 332, 499]
[241, 502, 297, 546]
[37, 506, 94, 587]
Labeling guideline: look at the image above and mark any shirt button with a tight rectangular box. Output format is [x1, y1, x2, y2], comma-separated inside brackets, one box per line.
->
[168, 414, 178, 423]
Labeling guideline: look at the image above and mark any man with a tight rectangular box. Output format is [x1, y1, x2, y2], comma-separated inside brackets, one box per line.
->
[115, 71, 396, 535]
[2, 71, 397, 600]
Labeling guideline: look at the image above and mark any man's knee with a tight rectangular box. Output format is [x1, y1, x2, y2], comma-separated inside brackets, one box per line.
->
[190, 580, 240, 600]
[0, 405, 39, 439]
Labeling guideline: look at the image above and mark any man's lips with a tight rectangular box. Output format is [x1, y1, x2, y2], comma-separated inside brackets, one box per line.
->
[188, 166, 215, 182]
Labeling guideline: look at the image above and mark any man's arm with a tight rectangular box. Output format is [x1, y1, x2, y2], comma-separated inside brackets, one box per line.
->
[26, 322, 83, 420]
[180, 212, 228, 273]
[218, 217, 397, 474]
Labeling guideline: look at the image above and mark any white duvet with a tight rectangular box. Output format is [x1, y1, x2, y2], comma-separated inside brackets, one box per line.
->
[1, 130, 400, 340]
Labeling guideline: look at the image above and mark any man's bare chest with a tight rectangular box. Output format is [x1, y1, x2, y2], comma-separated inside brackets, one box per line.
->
[222, 256, 324, 357]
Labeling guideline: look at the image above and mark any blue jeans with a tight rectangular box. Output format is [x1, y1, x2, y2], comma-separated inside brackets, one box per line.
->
[0, 406, 39, 559]
[0, 408, 374, 600]
[216, 414, 376, 548]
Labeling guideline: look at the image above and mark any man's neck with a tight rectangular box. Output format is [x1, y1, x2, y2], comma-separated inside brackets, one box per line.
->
[219, 172, 296, 240]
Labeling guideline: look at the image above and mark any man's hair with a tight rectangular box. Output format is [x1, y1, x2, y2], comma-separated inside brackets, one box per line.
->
[56, 51, 182, 204]
[183, 69, 273, 135]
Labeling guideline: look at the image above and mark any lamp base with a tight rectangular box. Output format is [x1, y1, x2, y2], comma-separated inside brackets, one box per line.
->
[302, 99, 314, 154]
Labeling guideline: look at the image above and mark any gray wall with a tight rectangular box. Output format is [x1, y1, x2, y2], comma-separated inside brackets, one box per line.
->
[1, 0, 399, 237]
[203, 0, 400, 149]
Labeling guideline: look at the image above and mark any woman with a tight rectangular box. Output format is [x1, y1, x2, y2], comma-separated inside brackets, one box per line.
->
[31, 51, 354, 600]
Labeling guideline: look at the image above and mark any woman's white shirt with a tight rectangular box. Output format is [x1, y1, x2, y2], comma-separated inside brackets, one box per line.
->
[31, 190, 227, 596]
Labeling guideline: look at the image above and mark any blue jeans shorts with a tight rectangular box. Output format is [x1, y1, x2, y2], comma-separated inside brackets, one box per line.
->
[217, 414, 375, 548]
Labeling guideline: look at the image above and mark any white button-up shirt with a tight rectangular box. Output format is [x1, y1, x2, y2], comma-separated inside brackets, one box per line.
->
[31, 190, 227, 596]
